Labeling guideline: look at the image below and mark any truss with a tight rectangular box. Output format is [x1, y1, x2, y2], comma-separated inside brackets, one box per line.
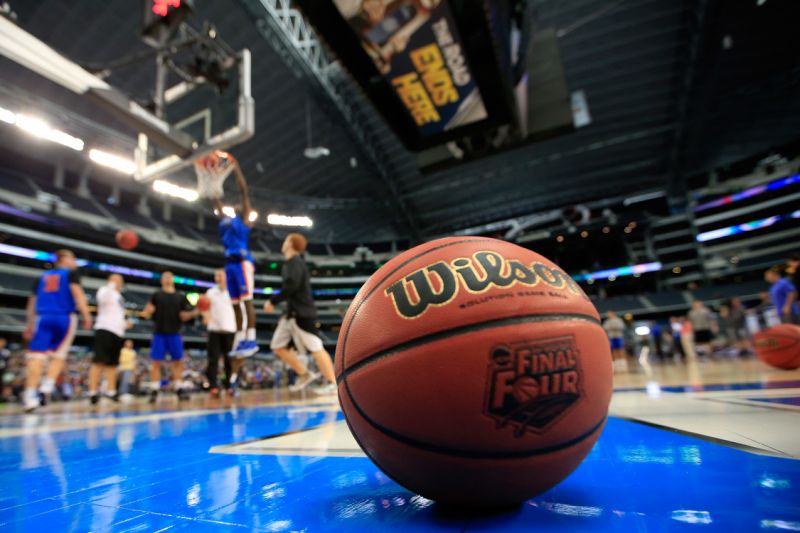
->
[239, 0, 420, 238]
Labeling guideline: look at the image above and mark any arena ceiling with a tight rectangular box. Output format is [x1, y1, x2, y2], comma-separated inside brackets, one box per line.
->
[2, 0, 799, 243]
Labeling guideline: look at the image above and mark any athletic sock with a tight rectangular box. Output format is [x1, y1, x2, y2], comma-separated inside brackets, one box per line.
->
[232, 330, 245, 348]
[246, 328, 256, 341]
[39, 377, 55, 395]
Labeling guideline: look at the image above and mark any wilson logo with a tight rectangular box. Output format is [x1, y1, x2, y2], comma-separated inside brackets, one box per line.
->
[755, 338, 779, 349]
[484, 336, 582, 437]
[384, 250, 583, 319]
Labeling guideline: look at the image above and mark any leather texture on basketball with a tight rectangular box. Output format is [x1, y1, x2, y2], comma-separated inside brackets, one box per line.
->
[754, 324, 800, 370]
[335, 237, 613, 505]
[115, 229, 139, 251]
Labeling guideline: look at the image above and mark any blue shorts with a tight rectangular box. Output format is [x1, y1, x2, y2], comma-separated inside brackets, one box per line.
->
[610, 337, 624, 350]
[150, 334, 184, 361]
[225, 260, 254, 303]
[28, 314, 76, 360]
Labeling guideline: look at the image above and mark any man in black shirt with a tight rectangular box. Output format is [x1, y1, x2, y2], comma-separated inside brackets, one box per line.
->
[264, 233, 336, 394]
[142, 271, 199, 402]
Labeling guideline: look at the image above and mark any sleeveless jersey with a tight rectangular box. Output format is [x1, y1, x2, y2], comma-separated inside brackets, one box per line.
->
[34, 268, 78, 315]
[219, 215, 253, 262]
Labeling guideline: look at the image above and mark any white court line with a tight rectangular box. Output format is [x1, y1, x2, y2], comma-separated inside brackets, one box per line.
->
[0, 400, 340, 439]
[0, 409, 230, 438]
[210, 420, 365, 457]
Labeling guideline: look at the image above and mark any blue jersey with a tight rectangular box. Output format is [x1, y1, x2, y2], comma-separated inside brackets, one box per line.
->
[219, 215, 253, 261]
[34, 268, 79, 315]
[770, 278, 799, 317]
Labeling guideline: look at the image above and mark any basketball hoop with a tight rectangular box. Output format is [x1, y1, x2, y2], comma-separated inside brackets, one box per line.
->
[194, 150, 235, 199]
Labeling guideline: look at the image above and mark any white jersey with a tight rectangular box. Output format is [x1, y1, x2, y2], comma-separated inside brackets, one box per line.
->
[94, 283, 127, 337]
[206, 285, 236, 333]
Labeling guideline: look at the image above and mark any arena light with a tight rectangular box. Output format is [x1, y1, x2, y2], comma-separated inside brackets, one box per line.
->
[267, 213, 313, 227]
[89, 148, 137, 174]
[14, 113, 84, 151]
[696, 214, 787, 242]
[0, 105, 15, 124]
[573, 261, 662, 282]
[248, 210, 258, 222]
[221, 206, 236, 218]
[0, 242, 359, 296]
[635, 326, 651, 336]
[0, 242, 213, 288]
[694, 173, 800, 212]
[0, 243, 54, 261]
[152, 179, 199, 202]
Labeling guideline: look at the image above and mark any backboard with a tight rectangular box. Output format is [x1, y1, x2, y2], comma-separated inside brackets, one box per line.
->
[133, 47, 254, 182]
[0, 11, 254, 183]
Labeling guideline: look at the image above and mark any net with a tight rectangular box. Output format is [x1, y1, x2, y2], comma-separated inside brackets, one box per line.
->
[194, 151, 236, 199]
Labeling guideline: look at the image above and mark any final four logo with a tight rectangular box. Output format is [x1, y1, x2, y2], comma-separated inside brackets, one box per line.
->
[484, 336, 582, 437]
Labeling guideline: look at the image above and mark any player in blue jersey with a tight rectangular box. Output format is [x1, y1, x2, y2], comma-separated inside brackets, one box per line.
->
[23, 249, 92, 412]
[210, 153, 259, 361]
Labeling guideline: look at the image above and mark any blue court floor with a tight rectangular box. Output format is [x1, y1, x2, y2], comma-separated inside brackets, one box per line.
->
[1, 363, 799, 531]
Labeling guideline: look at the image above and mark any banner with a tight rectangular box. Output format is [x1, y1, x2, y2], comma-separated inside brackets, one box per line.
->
[334, 0, 487, 137]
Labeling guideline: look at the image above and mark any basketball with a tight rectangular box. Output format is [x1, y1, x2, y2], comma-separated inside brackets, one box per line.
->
[754, 324, 800, 370]
[115, 229, 139, 251]
[335, 237, 613, 506]
[196, 295, 211, 312]
[197, 151, 220, 169]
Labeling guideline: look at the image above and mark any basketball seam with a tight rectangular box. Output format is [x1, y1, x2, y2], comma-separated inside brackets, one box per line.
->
[342, 378, 605, 459]
[338, 313, 602, 381]
[340, 238, 522, 371]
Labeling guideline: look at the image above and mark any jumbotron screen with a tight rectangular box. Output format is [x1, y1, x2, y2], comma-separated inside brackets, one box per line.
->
[297, 0, 515, 151]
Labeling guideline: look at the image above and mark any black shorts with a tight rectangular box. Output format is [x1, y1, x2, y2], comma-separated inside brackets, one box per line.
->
[694, 329, 713, 344]
[94, 329, 123, 366]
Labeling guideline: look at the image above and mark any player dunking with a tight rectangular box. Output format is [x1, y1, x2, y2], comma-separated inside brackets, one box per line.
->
[23, 249, 92, 412]
[264, 233, 336, 394]
[206, 153, 259, 360]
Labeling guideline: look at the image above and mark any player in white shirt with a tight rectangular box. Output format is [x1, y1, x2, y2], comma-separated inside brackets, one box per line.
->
[203, 269, 237, 397]
[88, 274, 130, 404]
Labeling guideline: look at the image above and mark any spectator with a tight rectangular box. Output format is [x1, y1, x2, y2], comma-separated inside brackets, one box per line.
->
[603, 311, 627, 372]
[688, 300, 715, 355]
[786, 254, 800, 301]
[118, 340, 137, 402]
[650, 321, 665, 361]
[729, 297, 752, 355]
[755, 291, 780, 328]
[0, 338, 9, 402]
[680, 316, 698, 360]
[669, 316, 686, 360]
[764, 266, 799, 324]
[717, 304, 732, 351]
